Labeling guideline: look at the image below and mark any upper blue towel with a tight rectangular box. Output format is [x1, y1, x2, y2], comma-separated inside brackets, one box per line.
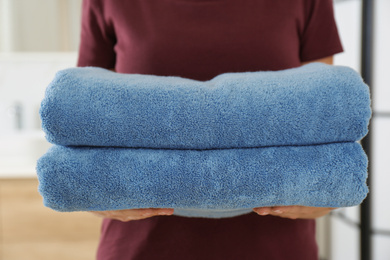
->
[40, 63, 371, 149]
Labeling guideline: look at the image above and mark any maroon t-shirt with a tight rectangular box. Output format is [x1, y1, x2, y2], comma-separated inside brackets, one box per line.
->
[78, 0, 343, 259]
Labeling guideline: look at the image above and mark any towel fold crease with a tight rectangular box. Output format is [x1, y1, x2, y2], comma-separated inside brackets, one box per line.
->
[40, 63, 370, 149]
[37, 142, 368, 218]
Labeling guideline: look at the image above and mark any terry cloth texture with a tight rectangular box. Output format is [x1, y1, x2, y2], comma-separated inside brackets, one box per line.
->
[37, 63, 371, 218]
[37, 143, 368, 218]
[40, 63, 371, 149]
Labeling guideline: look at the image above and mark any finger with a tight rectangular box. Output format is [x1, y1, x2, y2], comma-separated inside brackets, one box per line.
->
[269, 206, 334, 219]
[271, 206, 312, 219]
[253, 206, 335, 219]
[137, 208, 175, 218]
[253, 207, 272, 216]
[89, 210, 131, 221]
[119, 208, 174, 221]
[89, 208, 174, 222]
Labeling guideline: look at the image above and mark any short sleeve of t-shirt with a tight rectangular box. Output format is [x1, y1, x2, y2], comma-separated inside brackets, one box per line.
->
[299, 0, 343, 62]
[77, 0, 116, 69]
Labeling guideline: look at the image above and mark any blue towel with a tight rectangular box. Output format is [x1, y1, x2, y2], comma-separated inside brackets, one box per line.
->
[36, 142, 368, 218]
[40, 63, 371, 149]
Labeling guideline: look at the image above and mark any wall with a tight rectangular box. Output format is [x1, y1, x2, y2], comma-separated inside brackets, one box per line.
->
[332, 0, 390, 259]
[0, 0, 81, 52]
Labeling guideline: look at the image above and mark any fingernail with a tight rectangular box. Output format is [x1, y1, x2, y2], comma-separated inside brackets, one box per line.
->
[257, 210, 269, 216]
[158, 211, 172, 215]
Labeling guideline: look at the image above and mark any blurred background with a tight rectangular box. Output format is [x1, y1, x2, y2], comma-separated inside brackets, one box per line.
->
[0, 0, 389, 259]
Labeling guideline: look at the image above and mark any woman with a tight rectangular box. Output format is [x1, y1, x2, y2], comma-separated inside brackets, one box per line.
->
[77, 0, 343, 259]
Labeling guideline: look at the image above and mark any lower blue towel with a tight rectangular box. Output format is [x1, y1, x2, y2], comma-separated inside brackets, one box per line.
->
[36, 142, 368, 218]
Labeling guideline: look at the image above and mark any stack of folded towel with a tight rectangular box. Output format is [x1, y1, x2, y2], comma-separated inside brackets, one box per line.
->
[37, 63, 371, 218]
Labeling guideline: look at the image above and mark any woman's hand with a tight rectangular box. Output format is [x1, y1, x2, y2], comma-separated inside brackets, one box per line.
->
[253, 206, 335, 219]
[90, 208, 174, 222]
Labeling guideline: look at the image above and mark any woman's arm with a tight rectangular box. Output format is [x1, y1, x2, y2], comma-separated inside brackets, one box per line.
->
[97, 57, 336, 221]
[253, 55, 337, 219]
[89, 67, 175, 222]
[301, 56, 334, 66]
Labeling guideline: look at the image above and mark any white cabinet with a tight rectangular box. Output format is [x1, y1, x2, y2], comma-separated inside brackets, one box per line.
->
[0, 178, 101, 260]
